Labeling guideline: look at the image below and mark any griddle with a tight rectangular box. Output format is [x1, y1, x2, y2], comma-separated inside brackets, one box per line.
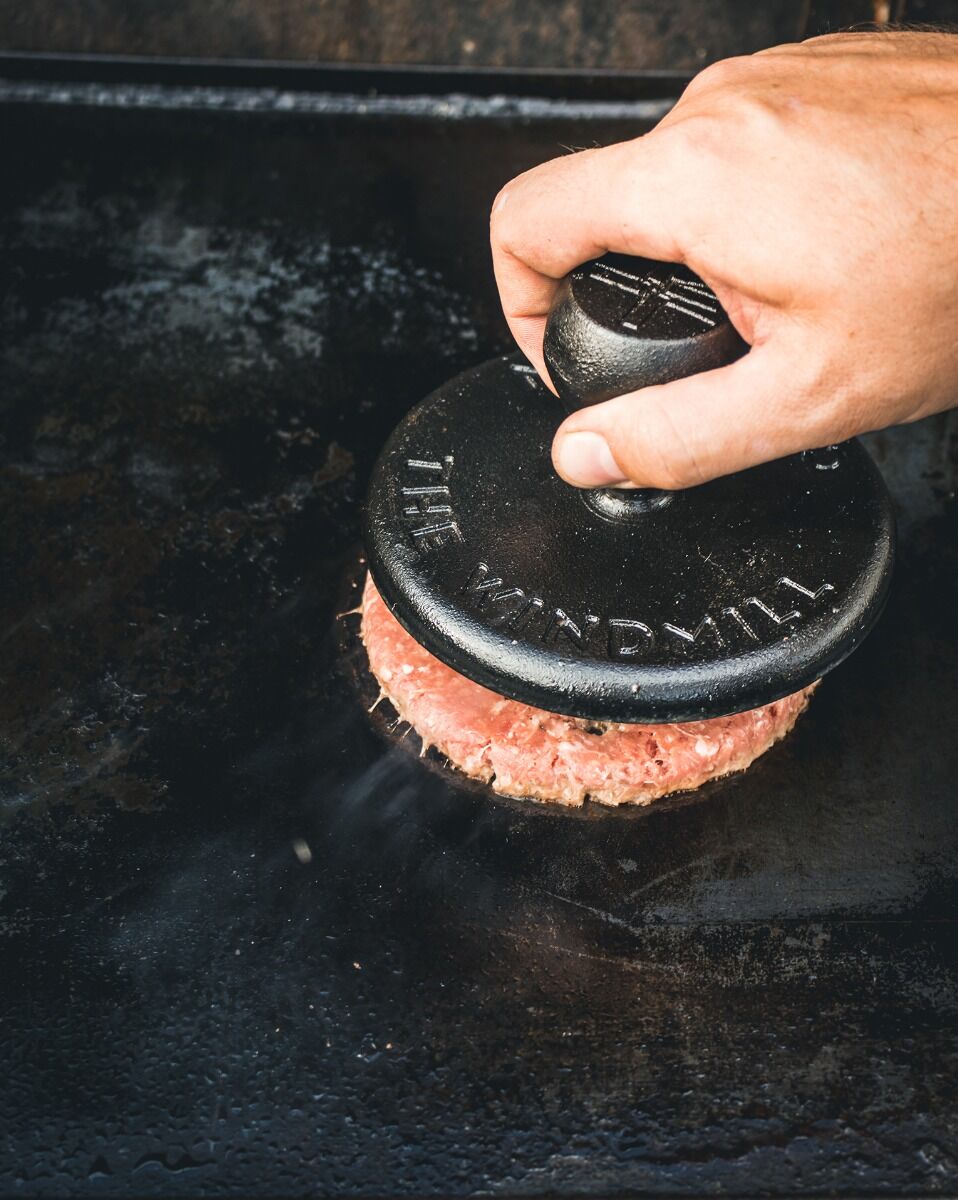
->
[1, 54, 957, 1197]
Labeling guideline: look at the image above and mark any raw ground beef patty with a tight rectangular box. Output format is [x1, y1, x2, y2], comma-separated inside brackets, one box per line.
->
[361, 574, 815, 807]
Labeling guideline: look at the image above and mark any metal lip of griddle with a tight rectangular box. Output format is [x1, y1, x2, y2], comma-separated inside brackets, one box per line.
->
[0, 48, 693, 102]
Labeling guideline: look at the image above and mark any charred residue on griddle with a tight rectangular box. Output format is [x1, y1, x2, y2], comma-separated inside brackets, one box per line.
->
[0, 168, 480, 818]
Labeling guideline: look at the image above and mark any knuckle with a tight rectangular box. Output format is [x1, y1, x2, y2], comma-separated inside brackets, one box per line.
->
[489, 187, 513, 245]
[670, 93, 787, 161]
[651, 115, 723, 173]
[806, 373, 863, 443]
[678, 57, 789, 139]
[685, 54, 751, 96]
[772, 348, 859, 448]
[724, 88, 788, 133]
[489, 161, 553, 251]
[489, 170, 532, 244]
[490, 208, 522, 263]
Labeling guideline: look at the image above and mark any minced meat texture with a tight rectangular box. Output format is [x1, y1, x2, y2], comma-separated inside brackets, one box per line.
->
[361, 574, 815, 807]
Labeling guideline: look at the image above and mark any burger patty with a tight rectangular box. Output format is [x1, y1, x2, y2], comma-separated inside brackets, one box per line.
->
[361, 574, 815, 807]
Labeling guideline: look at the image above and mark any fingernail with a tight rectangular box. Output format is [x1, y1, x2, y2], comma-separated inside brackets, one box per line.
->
[554, 432, 627, 487]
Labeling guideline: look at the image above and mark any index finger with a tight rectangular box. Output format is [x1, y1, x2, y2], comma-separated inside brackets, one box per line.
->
[490, 134, 692, 380]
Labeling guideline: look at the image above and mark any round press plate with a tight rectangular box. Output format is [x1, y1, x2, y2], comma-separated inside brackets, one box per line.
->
[363, 355, 895, 723]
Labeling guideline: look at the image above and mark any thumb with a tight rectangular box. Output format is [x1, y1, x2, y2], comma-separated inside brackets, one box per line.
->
[551, 342, 832, 490]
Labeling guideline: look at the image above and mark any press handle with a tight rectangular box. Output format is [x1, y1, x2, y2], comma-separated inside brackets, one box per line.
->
[542, 253, 746, 514]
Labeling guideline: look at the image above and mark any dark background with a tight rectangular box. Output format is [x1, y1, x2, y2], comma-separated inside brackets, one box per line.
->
[1, 0, 958, 72]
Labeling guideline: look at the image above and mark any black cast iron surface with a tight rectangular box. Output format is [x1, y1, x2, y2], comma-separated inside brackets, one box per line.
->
[544, 253, 748, 408]
[1, 67, 958, 1197]
[365, 252, 894, 722]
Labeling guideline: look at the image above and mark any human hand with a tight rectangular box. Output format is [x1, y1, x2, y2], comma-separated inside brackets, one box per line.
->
[491, 31, 958, 489]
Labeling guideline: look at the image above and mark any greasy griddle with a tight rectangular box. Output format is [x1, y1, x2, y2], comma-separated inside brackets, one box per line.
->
[1, 55, 957, 1197]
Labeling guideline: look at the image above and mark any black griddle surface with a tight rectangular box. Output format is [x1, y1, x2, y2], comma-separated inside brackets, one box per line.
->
[1, 71, 958, 1197]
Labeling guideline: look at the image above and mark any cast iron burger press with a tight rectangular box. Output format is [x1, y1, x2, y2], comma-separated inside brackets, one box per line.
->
[364, 253, 895, 722]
